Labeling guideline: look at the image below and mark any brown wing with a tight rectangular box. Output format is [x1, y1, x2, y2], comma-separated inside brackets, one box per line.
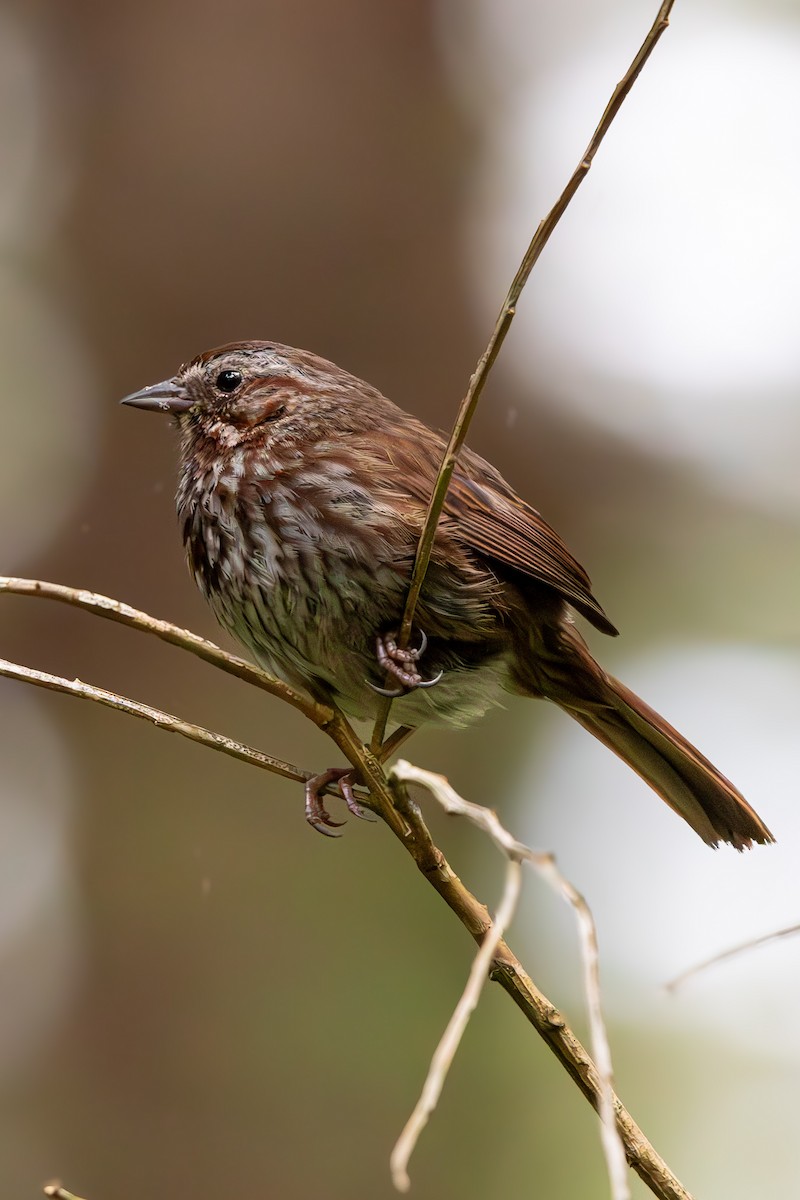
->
[445, 467, 618, 636]
[355, 407, 617, 637]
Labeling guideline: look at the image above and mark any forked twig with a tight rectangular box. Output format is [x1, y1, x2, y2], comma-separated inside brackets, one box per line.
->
[370, 0, 676, 750]
[389, 761, 629, 1200]
[2, 588, 692, 1199]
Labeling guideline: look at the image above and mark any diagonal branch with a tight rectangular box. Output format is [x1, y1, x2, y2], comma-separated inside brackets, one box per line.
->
[44, 1183, 88, 1200]
[4, 3, 694, 1193]
[4, 613, 691, 1199]
[0, 657, 311, 786]
[0, 576, 327, 720]
[387, 778, 692, 1200]
[0, 574, 378, 789]
[370, 0, 676, 749]
[389, 761, 629, 1200]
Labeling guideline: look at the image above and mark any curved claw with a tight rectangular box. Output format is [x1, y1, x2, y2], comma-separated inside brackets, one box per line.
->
[308, 819, 344, 838]
[370, 626, 444, 695]
[365, 678, 405, 698]
[305, 768, 349, 835]
[304, 766, 375, 834]
[387, 627, 428, 663]
[415, 668, 443, 690]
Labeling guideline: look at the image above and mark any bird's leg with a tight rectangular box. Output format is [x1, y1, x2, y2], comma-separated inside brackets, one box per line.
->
[367, 629, 443, 697]
[304, 767, 375, 836]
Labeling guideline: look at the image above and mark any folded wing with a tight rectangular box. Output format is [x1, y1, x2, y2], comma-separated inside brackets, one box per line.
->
[445, 467, 618, 636]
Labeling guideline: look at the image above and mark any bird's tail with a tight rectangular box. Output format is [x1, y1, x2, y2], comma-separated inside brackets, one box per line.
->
[521, 622, 774, 850]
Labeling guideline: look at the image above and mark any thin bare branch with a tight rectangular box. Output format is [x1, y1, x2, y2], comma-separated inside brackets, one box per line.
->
[2, 5, 700, 1191]
[667, 921, 800, 993]
[0, 576, 328, 721]
[44, 1184, 88, 1200]
[0, 657, 310, 786]
[0, 575, 384, 795]
[390, 761, 629, 1200]
[370, 0, 675, 750]
[0, 577, 402, 818]
[391, 858, 522, 1193]
[3, 584, 691, 1198]
[533, 856, 628, 1199]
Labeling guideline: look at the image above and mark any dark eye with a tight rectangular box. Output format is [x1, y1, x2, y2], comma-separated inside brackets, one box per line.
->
[216, 368, 243, 393]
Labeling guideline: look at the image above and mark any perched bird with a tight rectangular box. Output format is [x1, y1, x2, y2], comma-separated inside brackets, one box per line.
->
[122, 340, 773, 848]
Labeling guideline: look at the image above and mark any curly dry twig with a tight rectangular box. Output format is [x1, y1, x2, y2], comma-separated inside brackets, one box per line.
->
[389, 762, 629, 1200]
[370, 0, 676, 749]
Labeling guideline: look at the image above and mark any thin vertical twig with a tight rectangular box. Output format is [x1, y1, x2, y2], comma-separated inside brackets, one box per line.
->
[533, 856, 629, 1199]
[371, 0, 676, 751]
[390, 858, 523, 1192]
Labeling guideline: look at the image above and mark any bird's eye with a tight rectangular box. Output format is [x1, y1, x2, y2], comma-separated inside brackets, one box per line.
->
[215, 368, 243, 393]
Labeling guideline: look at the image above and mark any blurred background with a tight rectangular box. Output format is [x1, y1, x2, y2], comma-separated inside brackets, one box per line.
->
[1, 0, 799, 1196]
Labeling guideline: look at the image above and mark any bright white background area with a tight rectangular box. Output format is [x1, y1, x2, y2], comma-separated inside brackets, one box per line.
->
[440, 0, 800, 510]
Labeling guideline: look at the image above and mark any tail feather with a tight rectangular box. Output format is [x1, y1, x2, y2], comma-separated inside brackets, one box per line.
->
[570, 677, 772, 849]
[525, 623, 774, 850]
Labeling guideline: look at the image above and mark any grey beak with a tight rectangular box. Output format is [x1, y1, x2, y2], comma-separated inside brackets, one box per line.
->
[120, 378, 194, 414]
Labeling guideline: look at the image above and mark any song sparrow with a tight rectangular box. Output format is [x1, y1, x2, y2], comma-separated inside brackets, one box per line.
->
[122, 340, 773, 849]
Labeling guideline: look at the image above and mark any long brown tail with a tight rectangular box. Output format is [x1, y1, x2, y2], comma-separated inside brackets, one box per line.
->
[523, 623, 774, 850]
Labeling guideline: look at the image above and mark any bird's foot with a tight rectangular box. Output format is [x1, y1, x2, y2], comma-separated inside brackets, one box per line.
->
[367, 629, 443, 697]
[304, 767, 375, 836]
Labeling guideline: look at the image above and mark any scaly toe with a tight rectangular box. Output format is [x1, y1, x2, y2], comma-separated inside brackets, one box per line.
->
[304, 768, 350, 835]
[373, 628, 442, 694]
[339, 772, 376, 822]
[304, 766, 375, 833]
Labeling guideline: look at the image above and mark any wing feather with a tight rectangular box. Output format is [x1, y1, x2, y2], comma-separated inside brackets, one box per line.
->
[356, 413, 618, 637]
[445, 469, 618, 636]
